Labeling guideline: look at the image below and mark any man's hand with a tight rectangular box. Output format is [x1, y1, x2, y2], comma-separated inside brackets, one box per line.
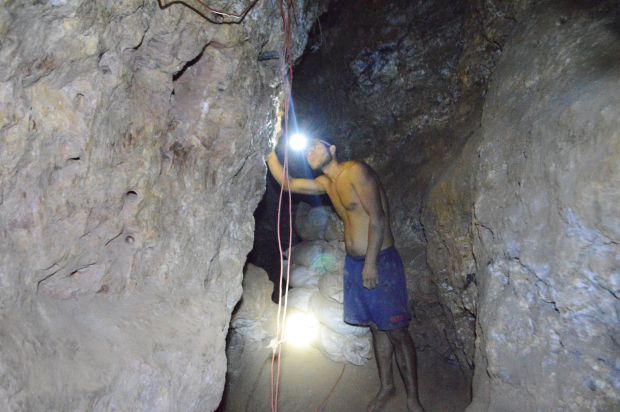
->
[362, 263, 379, 289]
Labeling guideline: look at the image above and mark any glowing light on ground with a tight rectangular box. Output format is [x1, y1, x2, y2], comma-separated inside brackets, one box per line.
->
[284, 311, 319, 347]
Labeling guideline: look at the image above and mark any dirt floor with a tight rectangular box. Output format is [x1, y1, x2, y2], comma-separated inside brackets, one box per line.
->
[219, 331, 470, 412]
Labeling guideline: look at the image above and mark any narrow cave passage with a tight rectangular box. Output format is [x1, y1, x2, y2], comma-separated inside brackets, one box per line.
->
[223, 1, 620, 411]
[222, 2, 476, 410]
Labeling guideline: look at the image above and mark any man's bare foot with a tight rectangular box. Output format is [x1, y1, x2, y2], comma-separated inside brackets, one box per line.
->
[407, 398, 426, 412]
[368, 386, 396, 412]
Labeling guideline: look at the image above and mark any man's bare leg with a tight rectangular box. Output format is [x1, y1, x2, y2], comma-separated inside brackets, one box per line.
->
[387, 327, 425, 412]
[368, 324, 396, 412]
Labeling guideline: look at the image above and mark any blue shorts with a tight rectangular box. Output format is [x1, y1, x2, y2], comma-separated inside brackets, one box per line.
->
[343, 246, 411, 331]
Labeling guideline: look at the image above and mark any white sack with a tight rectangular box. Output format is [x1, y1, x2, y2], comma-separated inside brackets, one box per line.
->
[328, 240, 346, 252]
[285, 287, 316, 312]
[285, 240, 324, 267]
[286, 240, 345, 275]
[295, 202, 344, 241]
[288, 264, 322, 288]
[318, 271, 344, 304]
[309, 290, 369, 336]
[316, 325, 372, 365]
[232, 264, 277, 341]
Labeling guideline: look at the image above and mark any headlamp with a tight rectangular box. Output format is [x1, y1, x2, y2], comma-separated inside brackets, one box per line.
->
[289, 133, 308, 151]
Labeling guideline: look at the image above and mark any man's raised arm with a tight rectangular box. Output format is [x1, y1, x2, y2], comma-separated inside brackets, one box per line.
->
[267, 149, 326, 195]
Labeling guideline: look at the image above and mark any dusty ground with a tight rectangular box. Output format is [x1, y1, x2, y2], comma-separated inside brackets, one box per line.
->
[220, 331, 470, 412]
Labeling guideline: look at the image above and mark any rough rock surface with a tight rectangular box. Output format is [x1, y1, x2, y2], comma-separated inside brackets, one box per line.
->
[292, 0, 533, 379]
[464, 3, 620, 410]
[289, 0, 618, 410]
[0, 0, 325, 410]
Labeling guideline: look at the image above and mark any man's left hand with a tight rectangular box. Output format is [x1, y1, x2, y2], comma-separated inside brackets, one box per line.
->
[362, 263, 379, 289]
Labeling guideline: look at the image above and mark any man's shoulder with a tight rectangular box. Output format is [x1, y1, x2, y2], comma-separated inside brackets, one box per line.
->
[344, 161, 375, 179]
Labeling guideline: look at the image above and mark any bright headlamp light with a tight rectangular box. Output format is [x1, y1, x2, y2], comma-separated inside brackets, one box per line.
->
[289, 133, 308, 151]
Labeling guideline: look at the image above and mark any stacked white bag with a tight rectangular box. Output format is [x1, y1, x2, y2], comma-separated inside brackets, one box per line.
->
[231, 264, 278, 342]
[285, 202, 372, 365]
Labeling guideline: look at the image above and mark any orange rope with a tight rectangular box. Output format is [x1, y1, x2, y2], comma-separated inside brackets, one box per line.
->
[316, 364, 347, 412]
[270, 1, 296, 411]
[156, 1, 300, 410]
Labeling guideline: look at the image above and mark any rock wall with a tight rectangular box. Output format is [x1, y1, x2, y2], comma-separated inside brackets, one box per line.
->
[462, 2, 620, 410]
[293, 0, 531, 376]
[0, 0, 324, 410]
[292, 0, 619, 409]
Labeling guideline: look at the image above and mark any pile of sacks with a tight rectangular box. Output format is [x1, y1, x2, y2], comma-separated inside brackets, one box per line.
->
[232, 202, 372, 365]
[285, 203, 372, 365]
[231, 203, 372, 365]
[231, 263, 278, 342]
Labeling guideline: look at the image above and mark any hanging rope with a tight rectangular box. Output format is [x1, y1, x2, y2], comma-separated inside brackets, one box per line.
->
[156, 1, 303, 409]
[270, 1, 296, 411]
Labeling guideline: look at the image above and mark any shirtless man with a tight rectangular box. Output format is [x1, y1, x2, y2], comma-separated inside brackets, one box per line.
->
[268, 137, 425, 412]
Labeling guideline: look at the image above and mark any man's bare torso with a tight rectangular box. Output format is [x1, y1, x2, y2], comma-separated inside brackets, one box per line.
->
[317, 161, 394, 256]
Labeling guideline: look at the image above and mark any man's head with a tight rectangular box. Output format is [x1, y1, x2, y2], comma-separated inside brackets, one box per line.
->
[306, 138, 336, 171]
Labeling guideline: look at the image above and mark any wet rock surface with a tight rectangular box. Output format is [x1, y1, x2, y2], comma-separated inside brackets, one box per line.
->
[0, 0, 325, 410]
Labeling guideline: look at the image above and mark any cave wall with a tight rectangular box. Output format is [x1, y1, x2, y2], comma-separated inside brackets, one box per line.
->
[293, 1, 618, 410]
[293, 0, 532, 375]
[461, 2, 620, 410]
[0, 0, 324, 410]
